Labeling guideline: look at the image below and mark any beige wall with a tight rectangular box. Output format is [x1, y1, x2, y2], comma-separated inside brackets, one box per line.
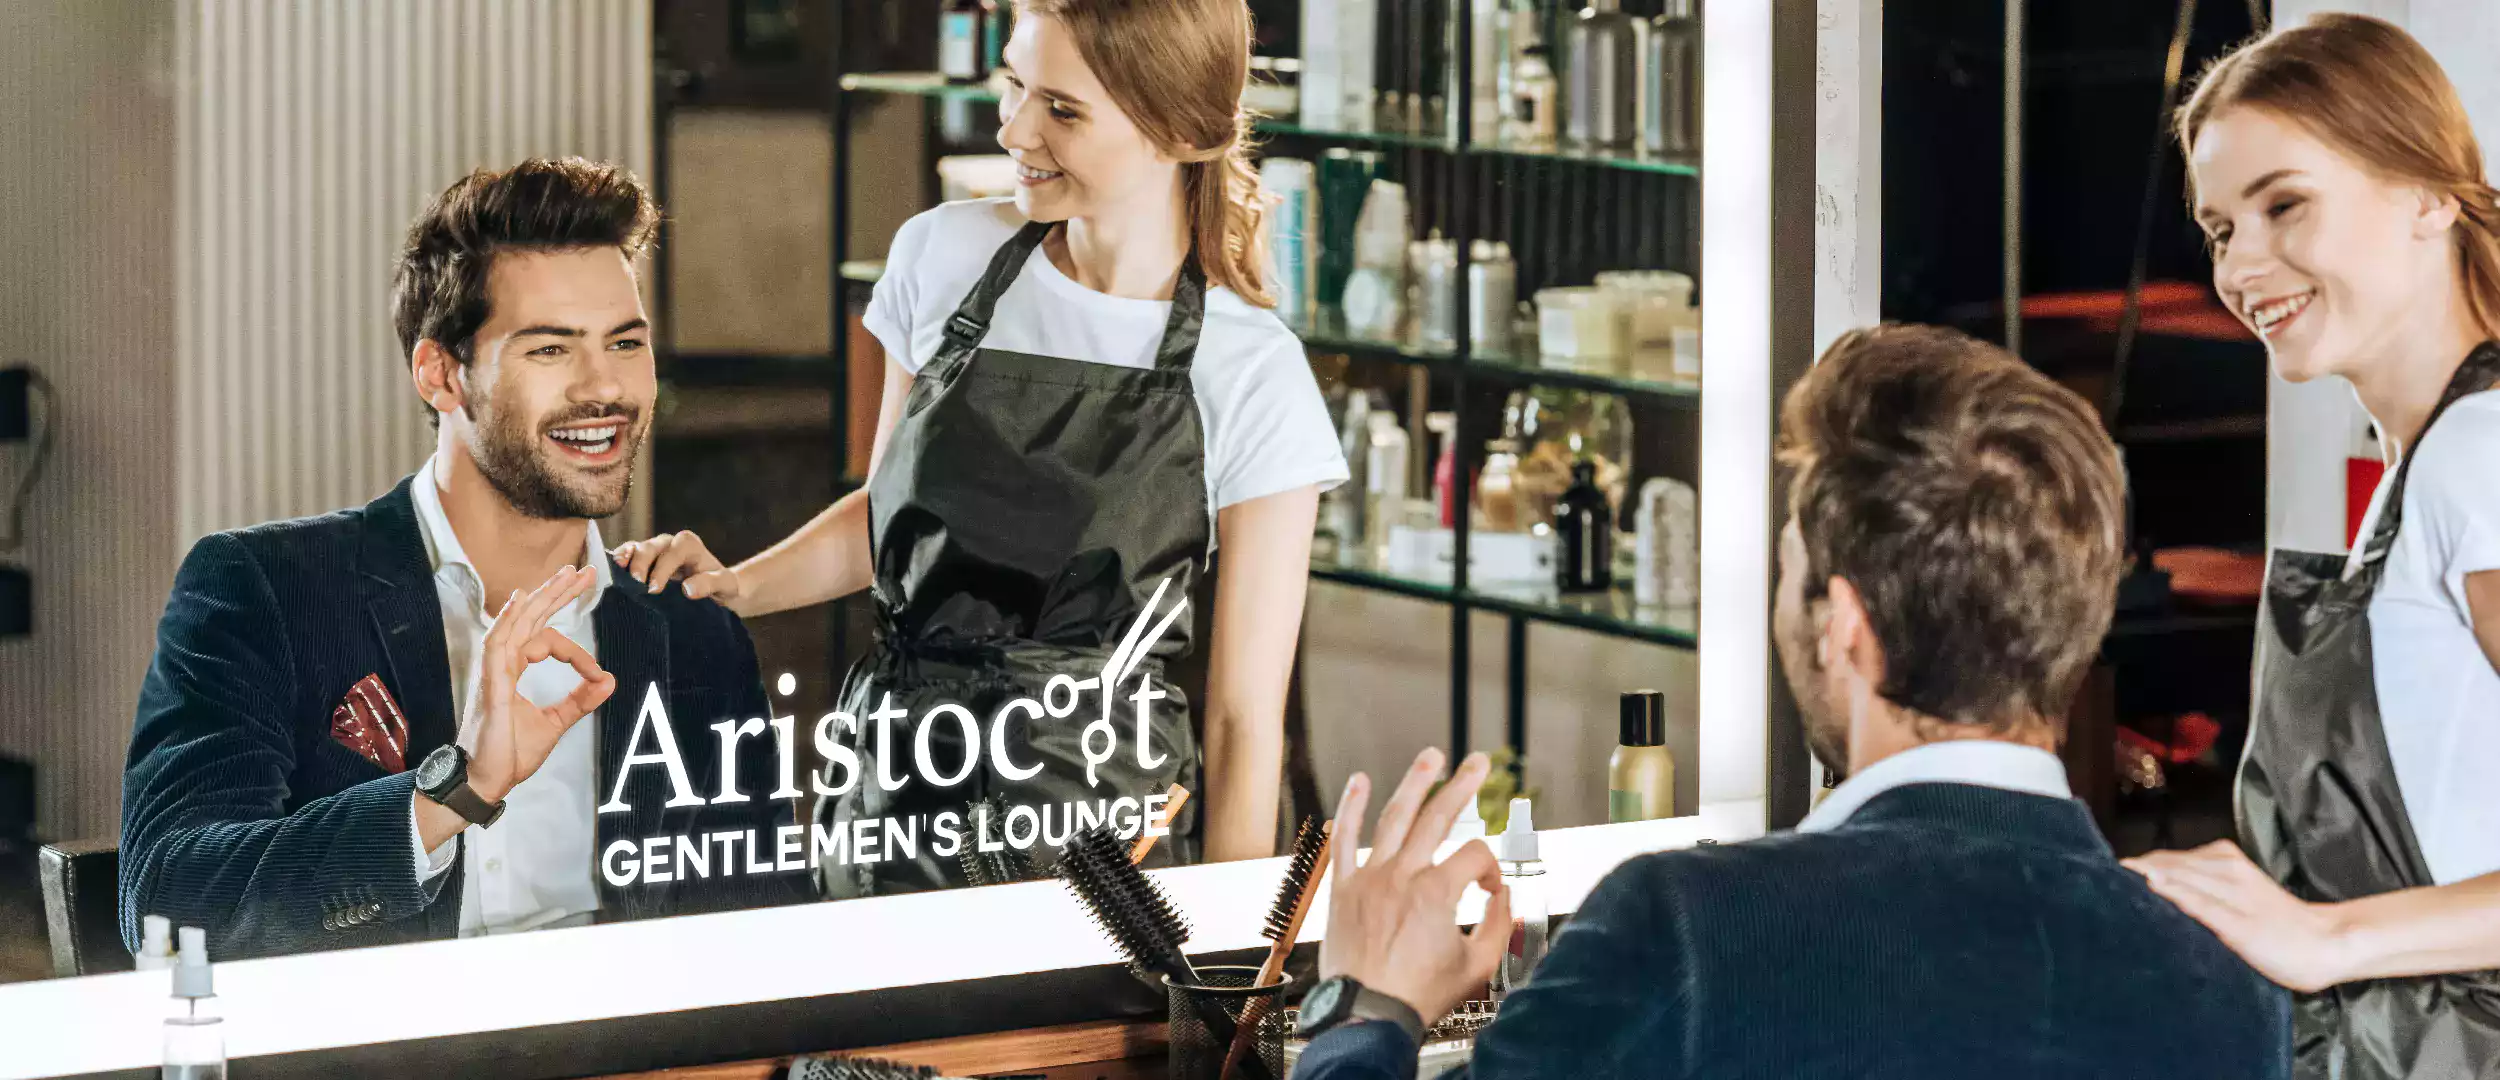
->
[0, 0, 656, 843]
[0, 0, 179, 845]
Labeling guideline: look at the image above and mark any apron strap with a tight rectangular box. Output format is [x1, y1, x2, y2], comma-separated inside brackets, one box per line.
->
[2356, 340, 2500, 569]
[1154, 255, 1209, 373]
[935, 220, 1208, 375]
[937, 220, 1054, 353]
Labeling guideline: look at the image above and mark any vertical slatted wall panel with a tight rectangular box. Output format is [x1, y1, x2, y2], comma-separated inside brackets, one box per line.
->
[0, 0, 651, 843]
[178, 0, 653, 539]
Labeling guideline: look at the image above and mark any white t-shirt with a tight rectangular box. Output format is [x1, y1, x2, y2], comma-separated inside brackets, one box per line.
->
[865, 198, 1348, 534]
[2344, 388, 2500, 885]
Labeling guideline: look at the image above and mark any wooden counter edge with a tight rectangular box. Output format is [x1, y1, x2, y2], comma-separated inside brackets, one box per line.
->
[594, 1017, 1168, 1079]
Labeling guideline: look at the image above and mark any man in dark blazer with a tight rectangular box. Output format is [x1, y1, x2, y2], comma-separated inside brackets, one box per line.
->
[1289, 326, 2292, 1079]
[120, 159, 804, 962]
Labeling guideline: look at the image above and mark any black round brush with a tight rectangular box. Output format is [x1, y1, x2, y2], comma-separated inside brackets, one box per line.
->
[1057, 824, 1192, 981]
[958, 793, 1039, 887]
[1056, 824, 1278, 1080]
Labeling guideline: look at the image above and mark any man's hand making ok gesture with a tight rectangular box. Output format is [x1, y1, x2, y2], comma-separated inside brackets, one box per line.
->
[417, 565, 614, 850]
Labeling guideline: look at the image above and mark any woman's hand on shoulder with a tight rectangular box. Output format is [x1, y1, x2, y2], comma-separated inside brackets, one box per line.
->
[610, 530, 743, 606]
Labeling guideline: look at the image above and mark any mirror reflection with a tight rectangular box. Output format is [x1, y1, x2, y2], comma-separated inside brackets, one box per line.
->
[2, 0, 1706, 981]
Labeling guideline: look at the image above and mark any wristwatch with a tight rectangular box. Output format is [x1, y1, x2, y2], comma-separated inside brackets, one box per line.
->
[414, 745, 505, 828]
[1294, 976, 1426, 1045]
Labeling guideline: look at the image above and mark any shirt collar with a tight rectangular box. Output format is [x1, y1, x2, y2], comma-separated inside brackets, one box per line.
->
[1797, 740, 2073, 833]
[410, 454, 611, 616]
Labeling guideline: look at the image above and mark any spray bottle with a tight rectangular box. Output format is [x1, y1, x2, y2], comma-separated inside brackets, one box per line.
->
[1491, 797, 1548, 1002]
[135, 914, 175, 971]
[163, 926, 224, 1080]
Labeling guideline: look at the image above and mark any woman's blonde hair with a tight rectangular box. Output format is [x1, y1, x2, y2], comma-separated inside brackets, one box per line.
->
[2178, 13, 2500, 339]
[1015, 0, 1273, 307]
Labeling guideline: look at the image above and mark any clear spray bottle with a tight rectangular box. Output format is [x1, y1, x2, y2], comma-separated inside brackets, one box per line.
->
[163, 926, 224, 1080]
[135, 914, 175, 971]
[1491, 797, 1548, 1002]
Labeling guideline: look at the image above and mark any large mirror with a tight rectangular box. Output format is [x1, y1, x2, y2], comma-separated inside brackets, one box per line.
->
[0, 0, 1769, 999]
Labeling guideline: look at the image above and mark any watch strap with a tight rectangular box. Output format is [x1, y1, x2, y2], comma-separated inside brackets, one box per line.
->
[1346, 985, 1427, 1047]
[437, 780, 505, 828]
[1296, 977, 1427, 1046]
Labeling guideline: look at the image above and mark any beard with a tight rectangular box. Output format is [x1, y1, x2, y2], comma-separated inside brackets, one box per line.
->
[467, 393, 643, 521]
[1775, 605, 1851, 781]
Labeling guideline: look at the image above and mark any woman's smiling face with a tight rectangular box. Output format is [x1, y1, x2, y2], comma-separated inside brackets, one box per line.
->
[994, 13, 1173, 223]
[2191, 105, 2460, 384]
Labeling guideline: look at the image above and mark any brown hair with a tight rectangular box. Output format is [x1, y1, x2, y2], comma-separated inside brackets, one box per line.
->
[1014, 0, 1272, 306]
[390, 157, 660, 426]
[2178, 13, 2500, 339]
[1779, 325, 2126, 735]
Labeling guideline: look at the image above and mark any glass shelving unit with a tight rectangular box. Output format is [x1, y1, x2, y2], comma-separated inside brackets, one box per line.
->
[825, 10, 1726, 772]
[838, 71, 1695, 174]
[839, 259, 1701, 406]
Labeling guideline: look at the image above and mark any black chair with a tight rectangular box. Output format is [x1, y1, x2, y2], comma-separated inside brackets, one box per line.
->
[38, 838, 129, 977]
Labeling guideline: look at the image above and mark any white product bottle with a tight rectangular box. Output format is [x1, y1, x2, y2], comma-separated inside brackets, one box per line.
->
[1634, 476, 1698, 608]
[1329, 391, 1377, 556]
[1412, 230, 1461, 351]
[163, 927, 224, 1080]
[1341, 180, 1411, 340]
[1459, 0, 1506, 144]
[136, 914, 175, 971]
[1469, 240, 1518, 359]
[1300, 0, 1376, 130]
[1492, 797, 1548, 1002]
[1365, 411, 1411, 563]
[1299, 0, 1340, 125]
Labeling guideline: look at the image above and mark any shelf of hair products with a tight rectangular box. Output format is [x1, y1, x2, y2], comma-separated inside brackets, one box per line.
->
[849, 0, 1708, 651]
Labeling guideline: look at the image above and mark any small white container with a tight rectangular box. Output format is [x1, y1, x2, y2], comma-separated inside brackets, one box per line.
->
[1384, 524, 1558, 585]
[1533, 286, 1627, 374]
[1596, 270, 1693, 383]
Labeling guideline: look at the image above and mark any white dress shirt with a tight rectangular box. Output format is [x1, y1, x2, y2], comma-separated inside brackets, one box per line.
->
[406, 454, 607, 936]
[1797, 739, 2075, 834]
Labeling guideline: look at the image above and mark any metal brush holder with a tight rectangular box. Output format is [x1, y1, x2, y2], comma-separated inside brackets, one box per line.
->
[1162, 965, 1291, 1080]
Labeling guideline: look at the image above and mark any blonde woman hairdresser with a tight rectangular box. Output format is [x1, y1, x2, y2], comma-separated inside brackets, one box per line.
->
[614, 0, 1345, 896]
[2125, 14, 2500, 1077]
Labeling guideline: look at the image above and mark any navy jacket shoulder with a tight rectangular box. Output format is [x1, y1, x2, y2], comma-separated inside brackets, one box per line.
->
[1295, 784, 2290, 1080]
[120, 477, 799, 962]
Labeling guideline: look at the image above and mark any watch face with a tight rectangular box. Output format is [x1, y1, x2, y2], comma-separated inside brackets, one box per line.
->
[416, 745, 459, 790]
[1300, 977, 1348, 1031]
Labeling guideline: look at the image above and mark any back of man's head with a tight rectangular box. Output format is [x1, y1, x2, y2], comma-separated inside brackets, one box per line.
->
[1779, 324, 2126, 739]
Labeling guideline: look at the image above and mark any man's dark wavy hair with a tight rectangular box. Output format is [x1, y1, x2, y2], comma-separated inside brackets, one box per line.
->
[389, 157, 658, 427]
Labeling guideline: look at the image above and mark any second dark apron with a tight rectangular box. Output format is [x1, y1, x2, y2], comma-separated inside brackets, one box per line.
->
[819, 220, 1213, 900]
[2237, 341, 2500, 1079]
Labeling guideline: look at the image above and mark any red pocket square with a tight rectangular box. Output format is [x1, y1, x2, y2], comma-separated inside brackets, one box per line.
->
[331, 673, 410, 773]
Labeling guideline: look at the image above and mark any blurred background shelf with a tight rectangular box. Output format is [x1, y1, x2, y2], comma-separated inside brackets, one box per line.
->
[1309, 548, 1696, 650]
[832, 261, 1703, 406]
[839, 71, 1697, 175]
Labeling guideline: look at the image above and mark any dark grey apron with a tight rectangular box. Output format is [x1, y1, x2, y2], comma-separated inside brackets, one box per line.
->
[2237, 341, 2500, 1079]
[819, 220, 1211, 899]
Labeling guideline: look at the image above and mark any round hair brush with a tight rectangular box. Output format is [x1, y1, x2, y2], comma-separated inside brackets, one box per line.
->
[1057, 824, 1277, 1080]
[1219, 817, 1333, 1080]
[1058, 823, 1193, 981]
